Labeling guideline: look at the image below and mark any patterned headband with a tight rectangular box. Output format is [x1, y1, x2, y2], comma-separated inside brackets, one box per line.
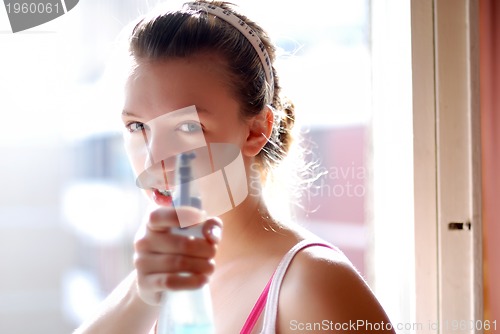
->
[185, 2, 275, 97]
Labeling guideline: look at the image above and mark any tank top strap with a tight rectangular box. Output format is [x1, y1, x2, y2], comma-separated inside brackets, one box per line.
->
[259, 240, 335, 334]
[240, 273, 274, 334]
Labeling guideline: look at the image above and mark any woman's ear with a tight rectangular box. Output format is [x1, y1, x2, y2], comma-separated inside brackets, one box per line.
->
[242, 106, 274, 157]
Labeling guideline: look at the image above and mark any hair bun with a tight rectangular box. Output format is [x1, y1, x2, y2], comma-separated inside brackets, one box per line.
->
[277, 96, 295, 155]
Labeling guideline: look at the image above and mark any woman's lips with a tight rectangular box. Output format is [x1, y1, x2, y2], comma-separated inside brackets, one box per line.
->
[152, 188, 173, 206]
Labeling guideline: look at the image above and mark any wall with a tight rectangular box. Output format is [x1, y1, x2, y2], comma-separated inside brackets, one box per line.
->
[479, 0, 500, 327]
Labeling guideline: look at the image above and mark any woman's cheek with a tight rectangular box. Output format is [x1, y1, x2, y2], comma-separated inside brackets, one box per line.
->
[124, 138, 148, 176]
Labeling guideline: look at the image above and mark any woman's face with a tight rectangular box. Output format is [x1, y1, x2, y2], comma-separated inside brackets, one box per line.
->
[121, 55, 251, 209]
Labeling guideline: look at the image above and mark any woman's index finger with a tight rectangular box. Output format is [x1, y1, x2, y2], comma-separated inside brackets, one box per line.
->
[147, 206, 205, 232]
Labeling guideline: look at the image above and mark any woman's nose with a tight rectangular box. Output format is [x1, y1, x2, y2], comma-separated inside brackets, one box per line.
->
[136, 153, 176, 190]
[145, 130, 177, 168]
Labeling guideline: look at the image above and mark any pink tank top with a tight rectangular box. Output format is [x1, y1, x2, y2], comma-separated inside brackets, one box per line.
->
[240, 240, 336, 334]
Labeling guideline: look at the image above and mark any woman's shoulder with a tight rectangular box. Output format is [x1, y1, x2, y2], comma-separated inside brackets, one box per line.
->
[282, 240, 361, 297]
[276, 239, 395, 333]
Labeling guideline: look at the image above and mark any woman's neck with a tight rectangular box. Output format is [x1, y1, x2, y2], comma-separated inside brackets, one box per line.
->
[213, 193, 282, 266]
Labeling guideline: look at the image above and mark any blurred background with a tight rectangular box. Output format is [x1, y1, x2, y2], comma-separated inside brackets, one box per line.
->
[0, 0, 372, 331]
[0, 0, 376, 334]
[1, 0, 498, 333]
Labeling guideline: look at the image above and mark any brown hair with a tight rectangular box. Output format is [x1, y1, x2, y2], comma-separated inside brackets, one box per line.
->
[128, 0, 296, 173]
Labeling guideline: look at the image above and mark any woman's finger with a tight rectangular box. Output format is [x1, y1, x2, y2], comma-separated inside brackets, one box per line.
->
[147, 206, 205, 232]
[135, 229, 217, 258]
[134, 253, 215, 276]
[202, 217, 223, 244]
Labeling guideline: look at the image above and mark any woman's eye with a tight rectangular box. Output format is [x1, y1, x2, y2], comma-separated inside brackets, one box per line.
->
[126, 122, 146, 133]
[177, 121, 202, 133]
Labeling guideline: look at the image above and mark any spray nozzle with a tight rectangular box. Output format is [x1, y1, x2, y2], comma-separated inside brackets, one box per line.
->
[174, 152, 202, 209]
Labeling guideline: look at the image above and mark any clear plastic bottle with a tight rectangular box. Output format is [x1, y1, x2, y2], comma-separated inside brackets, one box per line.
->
[157, 284, 215, 334]
[156, 153, 215, 334]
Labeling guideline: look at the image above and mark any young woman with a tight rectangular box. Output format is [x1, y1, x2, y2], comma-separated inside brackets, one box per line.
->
[75, 1, 395, 333]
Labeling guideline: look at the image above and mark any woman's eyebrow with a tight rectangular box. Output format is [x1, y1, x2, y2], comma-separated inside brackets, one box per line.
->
[122, 110, 139, 118]
[121, 106, 210, 119]
[168, 106, 210, 117]
[196, 107, 210, 114]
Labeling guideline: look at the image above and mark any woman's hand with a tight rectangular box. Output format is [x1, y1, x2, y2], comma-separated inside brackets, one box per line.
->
[134, 206, 222, 306]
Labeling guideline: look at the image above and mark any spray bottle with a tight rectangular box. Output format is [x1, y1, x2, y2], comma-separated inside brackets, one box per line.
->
[156, 152, 215, 334]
